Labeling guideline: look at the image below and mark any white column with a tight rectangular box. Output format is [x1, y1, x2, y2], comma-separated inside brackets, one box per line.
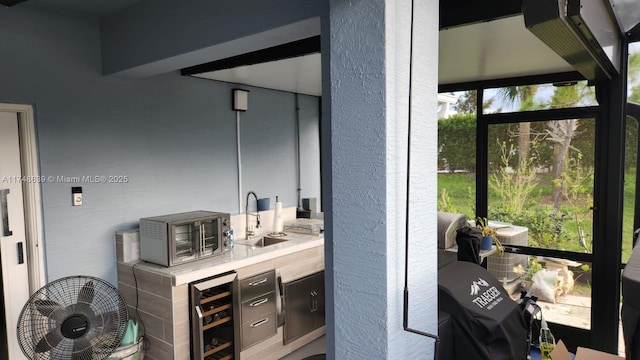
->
[322, 0, 439, 358]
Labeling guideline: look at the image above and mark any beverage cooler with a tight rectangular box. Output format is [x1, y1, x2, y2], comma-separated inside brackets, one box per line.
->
[190, 271, 240, 360]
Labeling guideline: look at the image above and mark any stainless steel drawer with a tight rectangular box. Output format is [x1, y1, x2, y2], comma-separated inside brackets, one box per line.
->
[239, 270, 275, 301]
[241, 291, 276, 321]
[241, 311, 277, 349]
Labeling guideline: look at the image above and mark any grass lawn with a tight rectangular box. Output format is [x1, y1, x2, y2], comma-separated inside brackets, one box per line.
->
[437, 172, 476, 218]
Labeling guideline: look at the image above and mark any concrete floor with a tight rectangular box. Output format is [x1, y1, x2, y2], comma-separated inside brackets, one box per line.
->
[279, 335, 325, 360]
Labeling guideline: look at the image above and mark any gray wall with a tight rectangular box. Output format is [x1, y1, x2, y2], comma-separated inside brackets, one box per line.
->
[298, 94, 322, 209]
[0, 5, 320, 285]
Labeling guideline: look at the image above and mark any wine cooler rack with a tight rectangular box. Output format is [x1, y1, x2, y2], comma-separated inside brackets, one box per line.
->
[190, 272, 239, 360]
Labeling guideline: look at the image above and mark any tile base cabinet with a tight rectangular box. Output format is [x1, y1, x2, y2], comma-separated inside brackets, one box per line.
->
[116, 245, 324, 360]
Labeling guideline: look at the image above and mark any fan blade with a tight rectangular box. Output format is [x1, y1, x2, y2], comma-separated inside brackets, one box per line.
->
[77, 280, 95, 304]
[72, 302, 96, 320]
[72, 338, 92, 360]
[98, 311, 121, 332]
[34, 329, 64, 353]
[34, 299, 63, 317]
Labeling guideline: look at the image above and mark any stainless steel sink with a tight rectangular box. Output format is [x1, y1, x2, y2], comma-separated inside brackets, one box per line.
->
[248, 236, 288, 247]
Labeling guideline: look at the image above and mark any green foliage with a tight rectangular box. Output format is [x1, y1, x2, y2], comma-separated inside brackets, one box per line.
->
[454, 90, 494, 114]
[488, 124, 512, 171]
[491, 206, 572, 248]
[514, 258, 544, 281]
[438, 188, 458, 213]
[560, 155, 594, 210]
[549, 82, 595, 109]
[631, 85, 640, 103]
[487, 122, 553, 172]
[498, 85, 540, 111]
[454, 90, 477, 114]
[571, 119, 596, 171]
[622, 169, 637, 262]
[626, 117, 638, 172]
[550, 85, 580, 108]
[489, 141, 540, 214]
[437, 173, 476, 218]
[437, 140, 635, 261]
[580, 264, 591, 272]
[628, 50, 640, 171]
[629, 51, 640, 84]
[437, 113, 476, 172]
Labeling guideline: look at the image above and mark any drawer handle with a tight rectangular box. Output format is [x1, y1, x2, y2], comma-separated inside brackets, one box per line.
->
[250, 298, 269, 307]
[250, 318, 269, 328]
[248, 278, 268, 287]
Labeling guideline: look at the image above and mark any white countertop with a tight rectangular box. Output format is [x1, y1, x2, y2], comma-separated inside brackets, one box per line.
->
[130, 232, 324, 286]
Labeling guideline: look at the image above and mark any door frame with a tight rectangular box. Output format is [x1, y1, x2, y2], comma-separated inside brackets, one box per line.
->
[0, 103, 45, 292]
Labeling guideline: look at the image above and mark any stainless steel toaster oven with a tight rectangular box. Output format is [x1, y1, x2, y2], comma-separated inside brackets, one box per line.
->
[139, 210, 231, 267]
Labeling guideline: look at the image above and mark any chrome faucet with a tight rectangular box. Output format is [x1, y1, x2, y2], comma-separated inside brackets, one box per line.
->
[245, 191, 261, 239]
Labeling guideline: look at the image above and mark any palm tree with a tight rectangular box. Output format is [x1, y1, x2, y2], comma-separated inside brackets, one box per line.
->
[498, 85, 539, 166]
[548, 85, 585, 213]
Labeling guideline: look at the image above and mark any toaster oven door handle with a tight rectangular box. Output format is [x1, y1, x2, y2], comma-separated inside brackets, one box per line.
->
[199, 223, 205, 257]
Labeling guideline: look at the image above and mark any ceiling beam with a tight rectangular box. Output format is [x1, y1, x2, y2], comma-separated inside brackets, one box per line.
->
[439, 0, 523, 29]
[101, 0, 323, 77]
[181, 35, 320, 76]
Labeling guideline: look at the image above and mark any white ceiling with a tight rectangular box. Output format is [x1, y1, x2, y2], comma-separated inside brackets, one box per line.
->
[193, 53, 322, 96]
[438, 15, 574, 85]
[192, 15, 575, 94]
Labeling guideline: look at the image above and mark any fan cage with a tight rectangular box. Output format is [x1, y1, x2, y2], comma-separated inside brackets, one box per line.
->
[17, 275, 129, 360]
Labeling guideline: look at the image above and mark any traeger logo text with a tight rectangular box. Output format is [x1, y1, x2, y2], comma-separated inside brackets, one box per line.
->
[470, 278, 504, 310]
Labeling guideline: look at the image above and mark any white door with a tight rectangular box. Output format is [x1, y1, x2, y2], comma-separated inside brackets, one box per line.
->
[0, 111, 30, 360]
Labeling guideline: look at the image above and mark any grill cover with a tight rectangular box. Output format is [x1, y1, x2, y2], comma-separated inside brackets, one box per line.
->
[439, 261, 528, 360]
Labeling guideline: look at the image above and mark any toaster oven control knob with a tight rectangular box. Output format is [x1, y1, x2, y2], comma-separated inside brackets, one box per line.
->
[224, 239, 230, 247]
[223, 230, 230, 237]
[223, 219, 229, 227]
